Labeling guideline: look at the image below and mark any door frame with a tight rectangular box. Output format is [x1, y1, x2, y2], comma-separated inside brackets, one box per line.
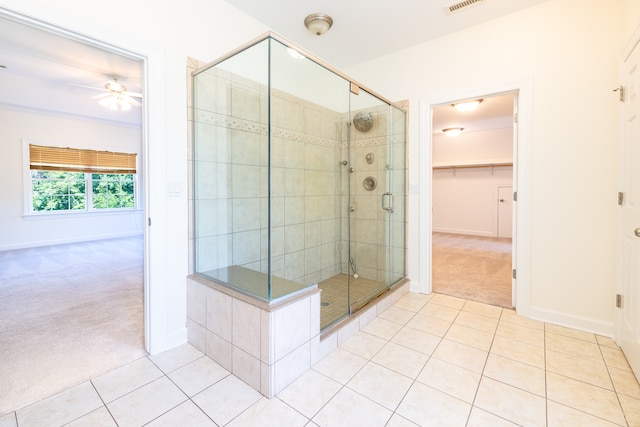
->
[418, 81, 533, 315]
[0, 4, 154, 351]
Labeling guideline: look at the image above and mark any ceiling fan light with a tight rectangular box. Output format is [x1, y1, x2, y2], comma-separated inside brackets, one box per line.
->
[304, 13, 333, 36]
[443, 127, 464, 136]
[453, 99, 482, 112]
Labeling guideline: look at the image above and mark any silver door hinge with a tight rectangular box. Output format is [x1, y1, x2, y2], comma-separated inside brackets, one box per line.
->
[618, 192, 624, 206]
[616, 294, 623, 308]
[148, 217, 151, 226]
[513, 191, 518, 202]
[512, 269, 517, 279]
[514, 113, 518, 124]
[614, 86, 625, 102]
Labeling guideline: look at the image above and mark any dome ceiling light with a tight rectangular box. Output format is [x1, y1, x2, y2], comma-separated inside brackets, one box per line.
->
[304, 13, 333, 36]
[443, 127, 464, 136]
[452, 99, 483, 112]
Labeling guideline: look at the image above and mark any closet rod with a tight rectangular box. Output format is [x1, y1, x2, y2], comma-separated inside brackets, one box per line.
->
[432, 162, 513, 171]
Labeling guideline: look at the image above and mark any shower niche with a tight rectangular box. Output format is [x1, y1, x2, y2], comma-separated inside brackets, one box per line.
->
[188, 33, 407, 397]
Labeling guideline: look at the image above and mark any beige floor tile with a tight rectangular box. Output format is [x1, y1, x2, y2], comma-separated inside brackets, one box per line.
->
[546, 372, 626, 425]
[545, 323, 597, 343]
[392, 293, 431, 313]
[500, 309, 545, 330]
[405, 313, 452, 337]
[496, 321, 544, 347]
[466, 407, 519, 427]
[64, 406, 116, 427]
[347, 362, 413, 410]
[378, 306, 416, 326]
[474, 377, 546, 427]
[461, 300, 503, 319]
[312, 388, 392, 427]
[312, 347, 368, 384]
[596, 335, 620, 349]
[92, 357, 164, 403]
[361, 317, 404, 340]
[145, 401, 215, 427]
[619, 394, 640, 426]
[416, 358, 481, 403]
[16, 382, 103, 427]
[419, 302, 460, 322]
[277, 370, 342, 418]
[609, 365, 640, 399]
[547, 401, 622, 427]
[490, 335, 545, 369]
[601, 346, 633, 371]
[149, 343, 204, 374]
[483, 354, 546, 397]
[391, 326, 442, 355]
[340, 331, 387, 359]
[191, 375, 262, 426]
[432, 339, 488, 374]
[227, 397, 308, 426]
[385, 413, 420, 426]
[454, 310, 499, 334]
[107, 376, 187, 427]
[546, 349, 613, 390]
[445, 323, 494, 351]
[545, 332, 602, 362]
[168, 356, 230, 397]
[396, 382, 471, 427]
[372, 342, 429, 379]
[430, 293, 467, 310]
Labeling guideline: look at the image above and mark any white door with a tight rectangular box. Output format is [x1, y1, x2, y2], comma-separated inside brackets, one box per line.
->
[498, 186, 513, 238]
[616, 33, 640, 379]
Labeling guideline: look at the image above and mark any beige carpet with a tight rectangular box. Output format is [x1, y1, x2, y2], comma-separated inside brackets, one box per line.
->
[0, 236, 146, 415]
[432, 232, 512, 308]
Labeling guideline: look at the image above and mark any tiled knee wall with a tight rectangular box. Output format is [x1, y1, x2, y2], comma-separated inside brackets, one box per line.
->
[186, 275, 409, 397]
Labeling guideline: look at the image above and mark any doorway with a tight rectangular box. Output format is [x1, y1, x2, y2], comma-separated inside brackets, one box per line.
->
[0, 10, 147, 415]
[430, 93, 516, 308]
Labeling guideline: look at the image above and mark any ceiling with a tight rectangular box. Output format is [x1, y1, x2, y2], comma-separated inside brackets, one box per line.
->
[433, 93, 515, 135]
[0, 0, 544, 127]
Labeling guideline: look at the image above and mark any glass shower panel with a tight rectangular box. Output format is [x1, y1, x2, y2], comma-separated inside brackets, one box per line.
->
[387, 104, 407, 286]
[347, 89, 393, 311]
[193, 39, 273, 298]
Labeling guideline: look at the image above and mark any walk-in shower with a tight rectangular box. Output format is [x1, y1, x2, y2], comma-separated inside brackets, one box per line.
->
[192, 33, 406, 330]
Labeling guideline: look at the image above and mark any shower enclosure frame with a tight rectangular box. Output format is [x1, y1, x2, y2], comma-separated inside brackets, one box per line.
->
[191, 32, 406, 328]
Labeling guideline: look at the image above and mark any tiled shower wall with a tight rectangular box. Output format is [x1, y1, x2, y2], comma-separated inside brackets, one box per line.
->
[191, 63, 347, 286]
[341, 106, 407, 283]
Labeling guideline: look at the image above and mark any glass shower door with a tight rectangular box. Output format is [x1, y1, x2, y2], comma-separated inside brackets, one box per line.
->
[347, 87, 397, 312]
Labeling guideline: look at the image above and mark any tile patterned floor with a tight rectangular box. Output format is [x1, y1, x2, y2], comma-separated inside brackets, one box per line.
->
[2, 292, 640, 426]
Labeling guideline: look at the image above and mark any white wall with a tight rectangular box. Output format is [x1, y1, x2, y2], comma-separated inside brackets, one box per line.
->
[0, 107, 143, 250]
[432, 127, 513, 237]
[345, 0, 629, 333]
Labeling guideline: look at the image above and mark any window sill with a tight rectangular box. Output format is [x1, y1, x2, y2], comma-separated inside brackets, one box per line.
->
[23, 209, 143, 220]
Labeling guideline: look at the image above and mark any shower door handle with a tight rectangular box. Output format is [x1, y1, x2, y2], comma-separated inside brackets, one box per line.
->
[382, 192, 394, 213]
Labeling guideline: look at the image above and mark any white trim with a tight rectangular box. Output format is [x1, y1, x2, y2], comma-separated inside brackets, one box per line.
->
[530, 306, 614, 338]
[419, 80, 533, 316]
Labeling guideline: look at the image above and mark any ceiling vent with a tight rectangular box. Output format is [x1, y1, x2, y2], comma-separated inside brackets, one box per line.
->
[445, 0, 486, 14]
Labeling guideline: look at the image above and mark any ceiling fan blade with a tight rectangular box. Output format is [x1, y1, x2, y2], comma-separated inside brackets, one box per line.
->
[69, 83, 108, 92]
[126, 96, 142, 107]
[124, 91, 143, 99]
[92, 93, 110, 99]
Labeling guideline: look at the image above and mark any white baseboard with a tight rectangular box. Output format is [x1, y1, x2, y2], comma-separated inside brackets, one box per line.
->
[0, 231, 143, 251]
[529, 306, 614, 338]
[432, 227, 495, 238]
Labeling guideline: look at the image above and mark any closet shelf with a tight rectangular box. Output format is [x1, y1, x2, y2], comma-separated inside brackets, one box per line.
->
[432, 162, 513, 171]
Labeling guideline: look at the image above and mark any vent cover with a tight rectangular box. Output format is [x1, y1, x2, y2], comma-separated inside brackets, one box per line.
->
[446, 0, 485, 14]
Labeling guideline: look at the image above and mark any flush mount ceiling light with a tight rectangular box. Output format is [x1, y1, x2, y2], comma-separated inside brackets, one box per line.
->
[443, 127, 464, 136]
[304, 13, 333, 36]
[452, 99, 483, 112]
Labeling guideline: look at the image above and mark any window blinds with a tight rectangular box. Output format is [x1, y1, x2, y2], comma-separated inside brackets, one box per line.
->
[29, 145, 137, 174]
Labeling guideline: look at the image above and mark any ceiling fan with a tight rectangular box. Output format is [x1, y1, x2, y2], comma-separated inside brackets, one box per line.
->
[92, 79, 142, 111]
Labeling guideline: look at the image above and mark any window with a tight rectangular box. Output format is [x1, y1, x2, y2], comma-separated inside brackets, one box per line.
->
[28, 144, 138, 213]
